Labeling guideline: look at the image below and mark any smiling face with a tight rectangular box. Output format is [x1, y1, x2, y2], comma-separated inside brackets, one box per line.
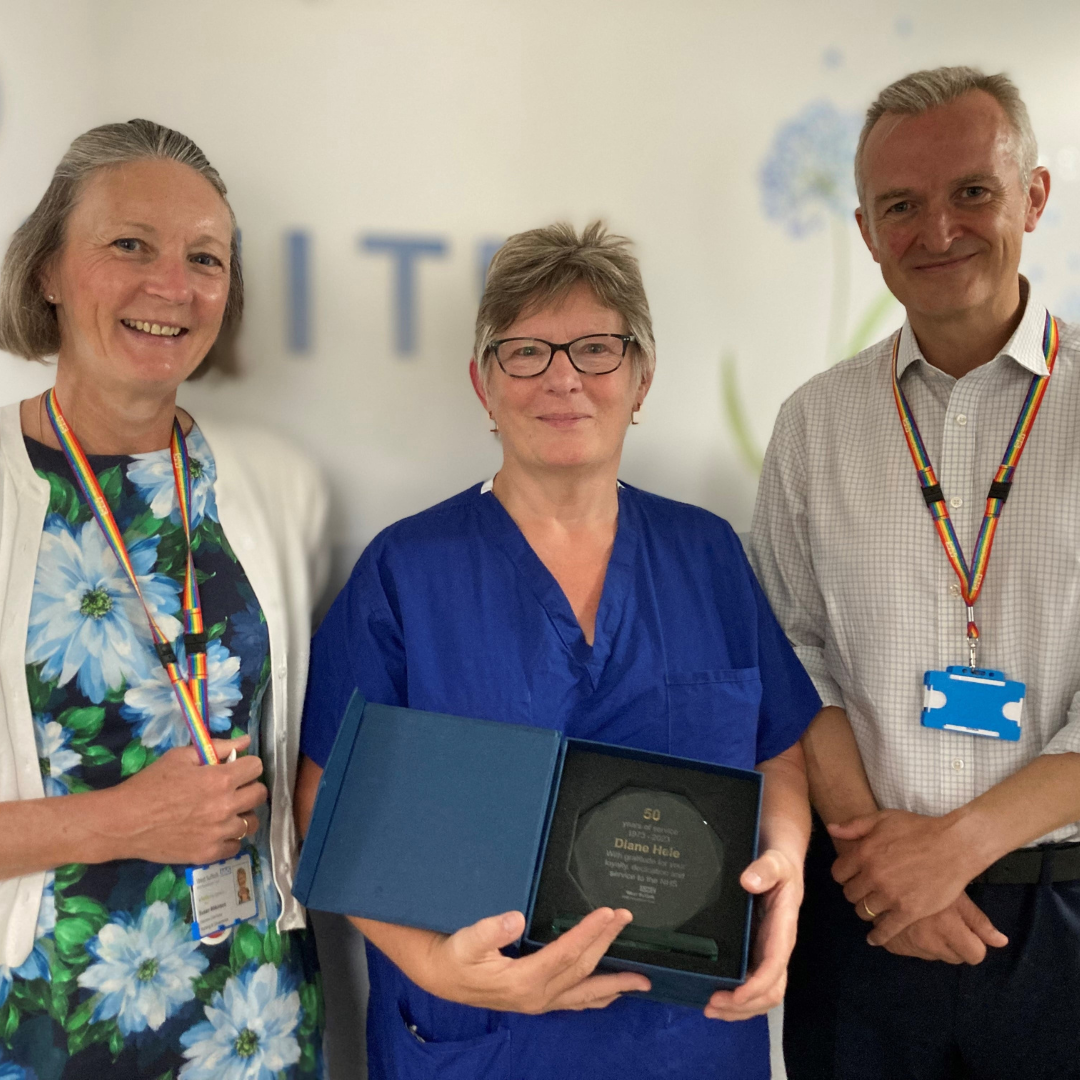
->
[43, 158, 233, 395]
[856, 90, 1048, 324]
[471, 282, 650, 475]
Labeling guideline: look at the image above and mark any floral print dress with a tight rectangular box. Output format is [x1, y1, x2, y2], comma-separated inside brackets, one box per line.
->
[0, 429, 324, 1080]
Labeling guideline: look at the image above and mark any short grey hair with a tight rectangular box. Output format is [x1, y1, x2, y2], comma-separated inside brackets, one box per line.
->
[0, 118, 242, 376]
[855, 66, 1038, 206]
[475, 220, 655, 385]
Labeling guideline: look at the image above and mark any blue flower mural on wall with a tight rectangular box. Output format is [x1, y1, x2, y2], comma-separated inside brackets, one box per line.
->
[760, 101, 860, 238]
[722, 99, 897, 474]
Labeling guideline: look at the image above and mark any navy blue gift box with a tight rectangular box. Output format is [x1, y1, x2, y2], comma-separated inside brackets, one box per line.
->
[294, 692, 763, 1008]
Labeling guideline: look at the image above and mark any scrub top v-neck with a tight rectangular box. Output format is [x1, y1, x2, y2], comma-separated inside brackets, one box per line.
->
[301, 481, 819, 1080]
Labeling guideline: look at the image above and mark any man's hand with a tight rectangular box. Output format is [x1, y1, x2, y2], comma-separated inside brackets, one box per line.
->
[705, 849, 802, 1021]
[828, 809, 982, 944]
[874, 893, 1008, 964]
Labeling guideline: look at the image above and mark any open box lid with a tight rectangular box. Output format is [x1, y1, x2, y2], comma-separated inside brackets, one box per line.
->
[293, 692, 563, 932]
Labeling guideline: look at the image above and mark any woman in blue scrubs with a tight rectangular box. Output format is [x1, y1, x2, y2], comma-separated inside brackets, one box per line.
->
[296, 221, 820, 1080]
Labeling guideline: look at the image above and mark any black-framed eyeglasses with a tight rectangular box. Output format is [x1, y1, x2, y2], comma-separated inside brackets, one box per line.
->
[489, 334, 636, 378]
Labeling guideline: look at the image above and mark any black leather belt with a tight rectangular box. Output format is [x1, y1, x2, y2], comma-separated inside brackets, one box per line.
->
[970, 841, 1080, 885]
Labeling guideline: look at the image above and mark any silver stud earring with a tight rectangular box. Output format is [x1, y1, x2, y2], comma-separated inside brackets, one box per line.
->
[46, 294, 55, 302]
[489, 413, 499, 434]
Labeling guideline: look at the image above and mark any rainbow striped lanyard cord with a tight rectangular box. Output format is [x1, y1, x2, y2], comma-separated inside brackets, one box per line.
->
[45, 389, 218, 765]
[891, 313, 1060, 668]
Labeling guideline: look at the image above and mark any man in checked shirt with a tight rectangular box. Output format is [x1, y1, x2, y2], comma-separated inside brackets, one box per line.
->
[749, 66, 1080, 1080]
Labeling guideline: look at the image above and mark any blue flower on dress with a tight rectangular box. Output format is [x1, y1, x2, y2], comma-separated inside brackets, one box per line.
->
[0, 1054, 39, 1080]
[33, 715, 81, 796]
[760, 100, 862, 237]
[179, 963, 302, 1080]
[77, 901, 208, 1035]
[0, 873, 56, 1007]
[229, 602, 269, 684]
[25, 516, 181, 704]
[126, 427, 218, 528]
[121, 639, 242, 751]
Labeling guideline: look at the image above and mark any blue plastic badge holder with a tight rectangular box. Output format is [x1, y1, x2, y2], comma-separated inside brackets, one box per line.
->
[922, 667, 1025, 741]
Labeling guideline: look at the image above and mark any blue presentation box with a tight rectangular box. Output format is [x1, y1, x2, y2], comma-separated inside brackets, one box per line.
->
[294, 692, 763, 1008]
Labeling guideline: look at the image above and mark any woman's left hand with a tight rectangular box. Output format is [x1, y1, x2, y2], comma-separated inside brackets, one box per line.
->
[702, 848, 803, 1022]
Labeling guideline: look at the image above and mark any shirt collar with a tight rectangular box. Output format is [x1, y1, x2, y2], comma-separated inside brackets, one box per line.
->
[895, 280, 1051, 381]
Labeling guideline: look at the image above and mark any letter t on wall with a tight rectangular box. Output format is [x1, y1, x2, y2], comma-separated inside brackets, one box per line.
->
[360, 234, 449, 356]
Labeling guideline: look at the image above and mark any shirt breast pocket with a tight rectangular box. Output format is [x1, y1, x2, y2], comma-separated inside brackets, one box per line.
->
[666, 668, 762, 767]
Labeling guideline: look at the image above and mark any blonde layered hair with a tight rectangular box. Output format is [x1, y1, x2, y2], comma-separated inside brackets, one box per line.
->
[0, 118, 242, 375]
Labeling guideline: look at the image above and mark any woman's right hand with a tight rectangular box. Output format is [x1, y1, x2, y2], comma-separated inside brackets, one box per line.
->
[108, 735, 268, 865]
[356, 907, 651, 1014]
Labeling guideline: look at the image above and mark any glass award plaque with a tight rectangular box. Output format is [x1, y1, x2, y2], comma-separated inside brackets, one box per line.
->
[554, 788, 725, 960]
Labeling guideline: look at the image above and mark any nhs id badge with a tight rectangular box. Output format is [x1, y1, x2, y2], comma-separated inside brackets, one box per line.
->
[186, 853, 258, 941]
[922, 667, 1025, 741]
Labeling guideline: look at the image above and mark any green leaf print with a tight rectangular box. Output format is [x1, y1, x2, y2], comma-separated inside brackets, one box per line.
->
[62, 776, 94, 794]
[262, 923, 284, 966]
[109, 1023, 124, 1057]
[192, 966, 231, 1003]
[120, 739, 149, 777]
[154, 524, 190, 581]
[146, 867, 177, 905]
[0, 1000, 20, 1042]
[54, 863, 87, 891]
[229, 923, 263, 971]
[54, 915, 98, 960]
[104, 681, 128, 704]
[207, 621, 227, 642]
[65, 993, 97, 1034]
[57, 894, 109, 925]
[25, 664, 63, 715]
[11, 978, 50, 1014]
[38, 469, 86, 525]
[97, 465, 123, 506]
[126, 508, 164, 540]
[67, 1016, 115, 1056]
[49, 979, 71, 1025]
[78, 743, 116, 766]
[58, 706, 105, 741]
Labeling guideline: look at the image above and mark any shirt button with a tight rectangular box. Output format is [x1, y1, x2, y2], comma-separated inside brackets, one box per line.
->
[949, 583, 961, 597]
[955, 414, 968, 426]
[950, 496, 963, 509]
[952, 758, 965, 772]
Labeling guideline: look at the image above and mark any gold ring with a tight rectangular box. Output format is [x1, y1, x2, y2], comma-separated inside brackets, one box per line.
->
[236, 816, 248, 842]
[862, 899, 879, 919]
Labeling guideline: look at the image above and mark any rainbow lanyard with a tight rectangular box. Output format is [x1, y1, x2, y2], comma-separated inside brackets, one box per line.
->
[892, 313, 1060, 668]
[46, 389, 218, 765]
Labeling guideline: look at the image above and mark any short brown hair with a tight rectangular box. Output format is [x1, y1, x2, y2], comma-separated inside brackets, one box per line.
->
[0, 118, 242, 377]
[474, 221, 655, 385]
[855, 66, 1038, 206]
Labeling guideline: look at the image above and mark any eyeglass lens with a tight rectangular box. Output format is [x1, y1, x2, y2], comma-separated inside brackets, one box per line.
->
[495, 335, 626, 377]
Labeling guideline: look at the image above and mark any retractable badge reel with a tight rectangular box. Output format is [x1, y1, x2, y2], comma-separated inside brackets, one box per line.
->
[892, 316, 1060, 742]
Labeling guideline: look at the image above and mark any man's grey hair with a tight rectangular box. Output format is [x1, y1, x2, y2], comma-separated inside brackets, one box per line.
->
[0, 118, 242, 375]
[855, 66, 1038, 206]
[474, 220, 656, 386]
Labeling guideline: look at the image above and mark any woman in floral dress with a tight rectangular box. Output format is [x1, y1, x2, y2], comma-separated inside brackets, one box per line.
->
[0, 120, 328, 1080]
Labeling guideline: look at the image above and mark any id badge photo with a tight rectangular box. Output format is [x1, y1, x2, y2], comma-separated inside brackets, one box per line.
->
[922, 667, 1025, 741]
[186, 852, 259, 941]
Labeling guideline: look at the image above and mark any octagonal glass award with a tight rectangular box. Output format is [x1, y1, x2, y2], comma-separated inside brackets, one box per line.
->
[556, 787, 726, 959]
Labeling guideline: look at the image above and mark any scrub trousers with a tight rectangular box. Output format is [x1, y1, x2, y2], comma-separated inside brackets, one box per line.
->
[784, 818, 1080, 1080]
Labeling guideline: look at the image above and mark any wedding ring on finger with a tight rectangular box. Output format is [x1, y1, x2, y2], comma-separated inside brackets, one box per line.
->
[235, 816, 249, 842]
[862, 899, 879, 920]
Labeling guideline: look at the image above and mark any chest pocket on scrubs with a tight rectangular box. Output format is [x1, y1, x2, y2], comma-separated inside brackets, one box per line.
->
[390, 1003, 511, 1080]
[666, 668, 762, 768]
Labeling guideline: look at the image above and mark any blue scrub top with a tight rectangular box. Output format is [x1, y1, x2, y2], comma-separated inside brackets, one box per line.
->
[301, 482, 820, 1080]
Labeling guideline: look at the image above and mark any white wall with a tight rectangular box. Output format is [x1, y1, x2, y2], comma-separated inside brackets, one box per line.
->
[4, 0, 1078, 587]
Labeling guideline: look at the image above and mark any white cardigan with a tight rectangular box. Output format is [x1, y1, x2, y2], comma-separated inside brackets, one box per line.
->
[0, 401, 330, 967]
